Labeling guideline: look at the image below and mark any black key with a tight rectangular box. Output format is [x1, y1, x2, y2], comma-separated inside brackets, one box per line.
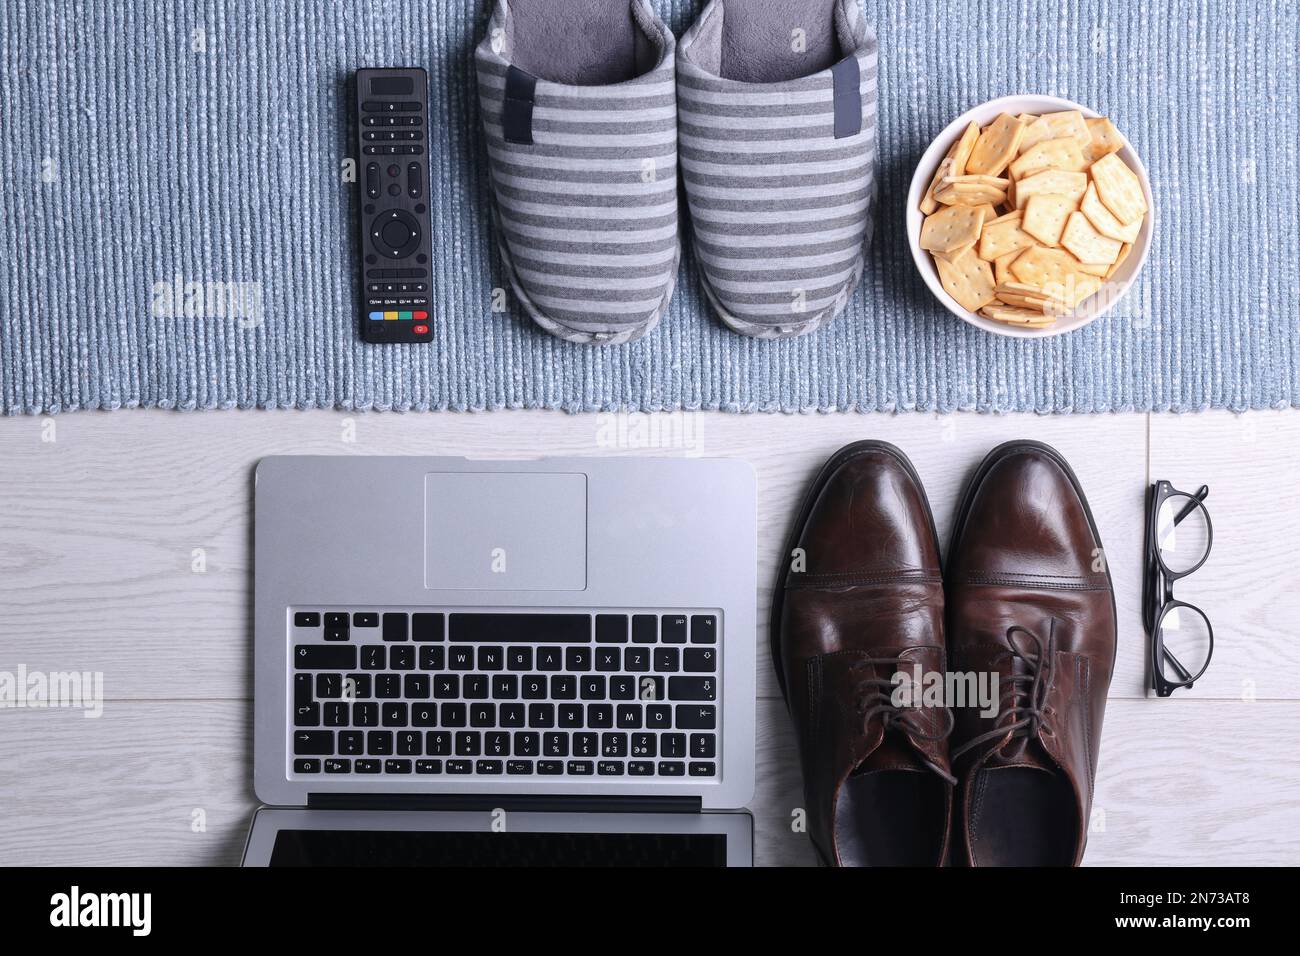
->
[580, 676, 606, 700]
[464, 675, 489, 700]
[478, 646, 504, 671]
[595, 648, 620, 672]
[404, 674, 430, 699]
[624, 647, 650, 672]
[676, 705, 717, 729]
[507, 760, 534, 775]
[397, 731, 422, 755]
[538, 760, 564, 775]
[367, 730, 393, 755]
[558, 704, 583, 728]
[294, 758, 321, 774]
[684, 648, 717, 672]
[353, 702, 379, 727]
[669, 676, 716, 701]
[446, 760, 472, 774]
[661, 616, 688, 644]
[610, 676, 636, 700]
[629, 760, 654, 776]
[631, 733, 656, 757]
[646, 705, 672, 729]
[294, 612, 321, 628]
[551, 675, 577, 700]
[485, 731, 510, 756]
[449, 647, 474, 671]
[567, 760, 594, 776]
[385, 758, 412, 774]
[476, 759, 503, 775]
[382, 702, 408, 727]
[543, 733, 569, 757]
[662, 733, 686, 758]
[654, 647, 680, 672]
[595, 614, 628, 644]
[295, 645, 356, 669]
[294, 674, 313, 708]
[601, 732, 628, 757]
[658, 761, 685, 776]
[597, 761, 624, 775]
[315, 673, 342, 699]
[632, 614, 658, 643]
[573, 732, 597, 757]
[450, 613, 590, 644]
[492, 675, 518, 699]
[536, 647, 563, 671]
[412, 613, 444, 642]
[690, 734, 716, 758]
[345, 673, 372, 698]
[521, 675, 547, 700]
[586, 704, 613, 728]
[616, 704, 642, 729]
[514, 732, 539, 756]
[339, 731, 363, 756]
[324, 702, 350, 727]
[353, 612, 379, 628]
[419, 646, 445, 670]
[507, 647, 533, 671]
[499, 703, 526, 727]
[689, 761, 717, 776]
[325, 612, 349, 628]
[355, 759, 381, 774]
[411, 703, 438, 727]
[469, 703, 496, 728]
[440, 703, 467, 727]
[528, 704, 554, 728]
[690, 615, 718, 644]
[361, 646, 385, 670]
[434, 675, 460, 699]
[293, 731, 333, 755]
[426, 731, 452, 756]
[639, 676, 666, 702]
[376, 674, 401, 699]
[324, 758, 351, 774]
[382, 612, 408, 642]
[455, 731, 481, 756]
[416, 759, 442, 774]
[390, 646, 415, 670]
[565, 647, 592, 672]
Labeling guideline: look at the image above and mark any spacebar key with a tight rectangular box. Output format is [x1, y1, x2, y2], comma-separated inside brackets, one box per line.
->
[450, 613, 591, 643]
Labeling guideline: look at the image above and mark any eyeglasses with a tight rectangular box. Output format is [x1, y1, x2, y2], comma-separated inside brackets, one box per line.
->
[1143, 480, 1214, 697]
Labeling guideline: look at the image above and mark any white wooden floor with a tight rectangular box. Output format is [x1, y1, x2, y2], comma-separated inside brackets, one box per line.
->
[1, 408, 1297, 866]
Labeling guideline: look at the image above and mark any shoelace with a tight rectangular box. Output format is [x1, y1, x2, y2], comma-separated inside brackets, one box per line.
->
[850, 656, 957, 785]
[951, 620, 1058, 762]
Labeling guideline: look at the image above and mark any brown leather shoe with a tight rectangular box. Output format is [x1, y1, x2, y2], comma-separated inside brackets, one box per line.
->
[773, 442, 955, 867]
[946, 441, 1116, 867]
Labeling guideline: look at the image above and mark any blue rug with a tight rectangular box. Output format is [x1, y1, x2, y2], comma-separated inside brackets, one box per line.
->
[1, 0, 1296, 414]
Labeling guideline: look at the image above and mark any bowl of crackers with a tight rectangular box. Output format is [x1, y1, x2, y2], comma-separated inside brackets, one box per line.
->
[907, 95, 1153, 337]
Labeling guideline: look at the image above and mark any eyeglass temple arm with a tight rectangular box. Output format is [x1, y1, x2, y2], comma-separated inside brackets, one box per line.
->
[1172, 485, 1209, 526]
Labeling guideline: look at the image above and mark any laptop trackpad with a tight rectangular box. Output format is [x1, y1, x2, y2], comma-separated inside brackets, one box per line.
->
[424, 473, 587, 591]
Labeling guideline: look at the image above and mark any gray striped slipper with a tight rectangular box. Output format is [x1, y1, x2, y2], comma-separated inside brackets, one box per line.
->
[678, 0, 879, 339]
[475, 0, 680, 346]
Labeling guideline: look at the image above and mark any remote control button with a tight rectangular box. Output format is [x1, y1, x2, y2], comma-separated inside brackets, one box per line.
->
[387, 183, 401, 196]
[369, 312, 383, 321]
[407, 163, 422, 199]
[371, 209, 421, 259]
[362, 101, 381, 112]
[413, 324, 429, 334]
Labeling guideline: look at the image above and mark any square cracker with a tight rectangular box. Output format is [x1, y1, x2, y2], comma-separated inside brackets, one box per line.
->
[965, 113, 1027, 176]
[935, 247, 997, 312]
[1021, 192, 1078, 246]
[1090, 153, 1148, 225]
[1009, 137, 1089, 180]
[1041, 110, 1092, 152]
[1086, 117, 1124, 162]
[981, 303, 1057, 327]
[951, 121, 982, 176]
[1016, 116, 1056, 156]
[1014, 169, 1088, 207]
[1106, 242, 1133, 279]
[920, 156, 955, 215]
[1081, 181, 1142, 243]
[935, 183, 1008, 206]
[1010, 245, 1084, 288]
[978, 210, 1037, 261]
[932, 239, 975, 263]
[1073, 259, 1112, 277]
[1061, 210, 1123, 265]
[993, 250, 1021, 286]
[920, 204, 987, 254]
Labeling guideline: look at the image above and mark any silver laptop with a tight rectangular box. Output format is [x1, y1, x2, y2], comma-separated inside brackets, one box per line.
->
[245, 456, 756, 866]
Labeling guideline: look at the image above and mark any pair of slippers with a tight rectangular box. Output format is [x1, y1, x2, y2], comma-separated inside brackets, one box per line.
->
[476, 0, 878, 344]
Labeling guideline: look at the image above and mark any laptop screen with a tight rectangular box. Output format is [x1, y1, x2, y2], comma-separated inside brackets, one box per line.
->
[269, 829, 729, 867]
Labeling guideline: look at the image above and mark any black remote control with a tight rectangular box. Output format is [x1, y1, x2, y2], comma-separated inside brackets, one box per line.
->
[355, 68, 433, 344]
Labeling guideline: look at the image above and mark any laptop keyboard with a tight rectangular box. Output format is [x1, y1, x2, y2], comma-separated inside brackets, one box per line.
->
[288, 610, 721, 780]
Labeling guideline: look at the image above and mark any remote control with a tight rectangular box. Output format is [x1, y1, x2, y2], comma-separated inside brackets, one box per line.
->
[355, 68, 433, 344]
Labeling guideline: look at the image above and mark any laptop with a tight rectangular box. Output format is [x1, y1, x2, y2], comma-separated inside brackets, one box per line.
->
[244, 455, 756, 866]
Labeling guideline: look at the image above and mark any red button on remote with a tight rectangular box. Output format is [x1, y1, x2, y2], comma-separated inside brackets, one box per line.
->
[413, 311, 428, 320]
[413, 324, 429, 334]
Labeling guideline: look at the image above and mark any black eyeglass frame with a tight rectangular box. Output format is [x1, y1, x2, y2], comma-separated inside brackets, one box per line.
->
[1143, 480, 1215, 697]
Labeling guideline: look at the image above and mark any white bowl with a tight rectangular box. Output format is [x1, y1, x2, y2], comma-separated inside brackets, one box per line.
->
[906, 94, 1155, 338]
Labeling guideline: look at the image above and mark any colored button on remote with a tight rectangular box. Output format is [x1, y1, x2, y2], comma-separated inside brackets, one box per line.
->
[414, 311, 428, 320]
[368, 311, 383, 321]
[413, 324, 429, 335]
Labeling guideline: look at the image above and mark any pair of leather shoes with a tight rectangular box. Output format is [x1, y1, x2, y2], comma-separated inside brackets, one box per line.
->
[773, 440, 1116, 866]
